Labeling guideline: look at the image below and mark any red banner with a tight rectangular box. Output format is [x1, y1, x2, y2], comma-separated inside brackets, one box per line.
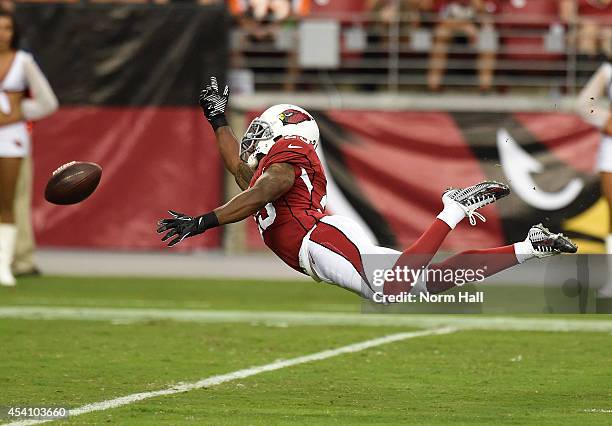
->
[34, 108, 602, 252]
[31, 107, 223, 250]
[246, 110, 603, 253]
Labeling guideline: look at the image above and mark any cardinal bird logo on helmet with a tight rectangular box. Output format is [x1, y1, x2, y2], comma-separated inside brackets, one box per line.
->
[278, 109, 312, 126]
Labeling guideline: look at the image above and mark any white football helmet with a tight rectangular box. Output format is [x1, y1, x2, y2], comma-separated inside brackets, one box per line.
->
[240, 104, 320, 169]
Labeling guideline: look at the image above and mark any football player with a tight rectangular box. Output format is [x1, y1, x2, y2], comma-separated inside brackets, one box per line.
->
[157, 77, 577, 300]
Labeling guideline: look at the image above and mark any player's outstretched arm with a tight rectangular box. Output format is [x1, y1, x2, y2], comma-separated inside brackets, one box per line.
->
[212, 126, 253, 190]
[199, 76, 242, 176]
[213, 126, 241, 177]
[234, 161, 254, 191]
[157, 163, 294, 247]
[214, 163, 294, 225]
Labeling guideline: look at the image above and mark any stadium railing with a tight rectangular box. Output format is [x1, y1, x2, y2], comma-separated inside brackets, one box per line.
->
[230, 8, 611, 95]
[13, 1, 610, 94]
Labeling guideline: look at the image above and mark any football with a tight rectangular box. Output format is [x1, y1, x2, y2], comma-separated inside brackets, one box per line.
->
[44, 161, 102, 205]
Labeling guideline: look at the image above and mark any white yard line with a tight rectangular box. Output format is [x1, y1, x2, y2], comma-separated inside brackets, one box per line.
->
[1, 327, 456, 426]
[1, 306, 612, 332]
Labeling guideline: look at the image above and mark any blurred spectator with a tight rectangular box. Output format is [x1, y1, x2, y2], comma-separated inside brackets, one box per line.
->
[367, 0, 433, 29]
[152, 0, 222, 5]
[0, 0, 11, 12]
[230, 0, 294, 41]
[560, 0, 611, 79]
[229, 0, 310, 91]
[88, 0, 146, 3]
[500, 0, 568, 61]
[576, 0, 611, 60]
[427, 0, 498, 92]
[367, 0, 433, 47]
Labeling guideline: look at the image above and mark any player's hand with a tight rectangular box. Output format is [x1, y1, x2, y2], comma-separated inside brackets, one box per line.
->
[156, 210, 219, 247]
[199, 76, 229, 131]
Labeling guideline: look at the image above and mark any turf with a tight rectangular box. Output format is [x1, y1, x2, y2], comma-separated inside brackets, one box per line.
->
[79, 331, 612, 425]
[1, 319, 403, 407]
[0, 275, 359, 312]
[1, 276, 612, 425]
[0, 276, 601, 314]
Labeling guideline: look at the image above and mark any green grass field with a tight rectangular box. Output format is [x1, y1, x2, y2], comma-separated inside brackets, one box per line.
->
[2, 276, 612, 425]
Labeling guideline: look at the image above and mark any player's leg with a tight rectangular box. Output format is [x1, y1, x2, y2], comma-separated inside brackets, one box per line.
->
[301, 181, 510, 299]
[428, 21, 452, 91]
[384, 181, 510, 296]
[578, 19, 598, 57]
[299, 215, 388, 298]
[425, 224, 578, 294]
[0, 156, 21, 286]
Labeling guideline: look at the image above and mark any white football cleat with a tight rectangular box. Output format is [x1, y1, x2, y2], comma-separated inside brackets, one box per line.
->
[442, 181, 510, 226]
[524, 223, 578, 258]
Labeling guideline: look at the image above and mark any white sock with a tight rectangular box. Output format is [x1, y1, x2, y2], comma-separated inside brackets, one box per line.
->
[436, 202, 465, 229]
[606, 234, 612, 254]
[513, 240, 534, 264]
[409, 274, 429, 296]
[0, 224, 17, 280]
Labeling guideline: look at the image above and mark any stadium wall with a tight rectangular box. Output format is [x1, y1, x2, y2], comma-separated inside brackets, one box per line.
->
[18, 4, 229, 250]
[234, 95, 605, 254]
[18, 3, 605, 254]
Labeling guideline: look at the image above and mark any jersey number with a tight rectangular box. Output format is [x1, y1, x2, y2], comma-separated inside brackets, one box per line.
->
[255, 167, 325, 232]
[255, 202, 276, 233]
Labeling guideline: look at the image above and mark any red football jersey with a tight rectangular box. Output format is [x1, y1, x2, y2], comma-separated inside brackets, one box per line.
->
[249, 135, 328, 272]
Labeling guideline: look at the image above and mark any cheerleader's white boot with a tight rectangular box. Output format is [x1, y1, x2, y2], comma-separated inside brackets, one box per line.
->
[0, 224, 17, 287]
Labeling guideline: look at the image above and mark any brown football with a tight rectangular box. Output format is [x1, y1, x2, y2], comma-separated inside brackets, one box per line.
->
[45, 161, 102, 205]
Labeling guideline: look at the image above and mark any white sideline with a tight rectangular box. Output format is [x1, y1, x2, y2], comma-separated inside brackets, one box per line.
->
[1, 327, 456, 426]
[1, 306, 612, 332]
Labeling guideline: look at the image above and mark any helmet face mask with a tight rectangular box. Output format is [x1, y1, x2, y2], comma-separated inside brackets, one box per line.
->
[240, 118, 274, 163]
[240, 104, 320, 169]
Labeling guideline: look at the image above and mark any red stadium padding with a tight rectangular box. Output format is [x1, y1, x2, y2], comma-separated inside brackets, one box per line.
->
[31, 107, 223, 250]
[513, 112, 599, 174]
[246, 110, 601, 253]
[579, 0, 612, 20]
[326, 110, 504, 250]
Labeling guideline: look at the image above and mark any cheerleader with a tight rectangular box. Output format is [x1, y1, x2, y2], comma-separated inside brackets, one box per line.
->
[578, 59, 612, 254]
[0, 11, 58, 286]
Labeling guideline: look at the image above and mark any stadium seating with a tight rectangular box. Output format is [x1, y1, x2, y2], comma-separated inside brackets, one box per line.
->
[499, 0, 564, 61]
[12, 0, 612, 92]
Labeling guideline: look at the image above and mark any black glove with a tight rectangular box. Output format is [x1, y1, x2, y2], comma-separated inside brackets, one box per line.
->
[157, 210, 219, 247]
[199, 76, 229, 131]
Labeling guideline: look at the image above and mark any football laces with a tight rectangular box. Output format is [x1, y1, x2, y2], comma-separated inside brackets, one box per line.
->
[52, 161, 77, 176]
